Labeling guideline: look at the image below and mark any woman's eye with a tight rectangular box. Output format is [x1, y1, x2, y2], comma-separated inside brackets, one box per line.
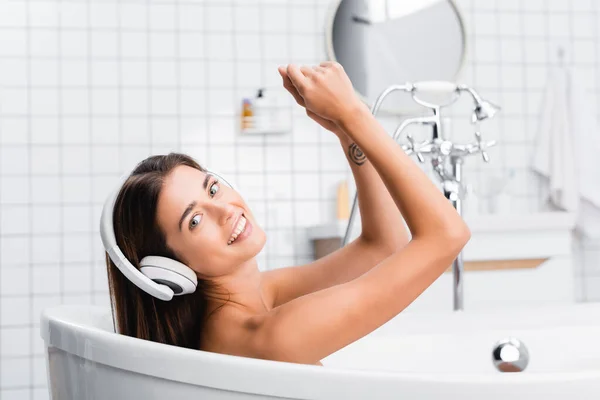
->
[209, 180, 220, 197]
[189, 214, 201, 229]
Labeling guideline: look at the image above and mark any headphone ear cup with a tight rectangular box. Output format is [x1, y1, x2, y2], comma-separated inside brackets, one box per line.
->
[139, 256, 197, 296]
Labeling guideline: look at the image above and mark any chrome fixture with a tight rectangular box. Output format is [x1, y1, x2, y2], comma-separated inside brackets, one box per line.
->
[492, 337, 530, 372]
[458, 84, 501, 123]
[342, 81, 499, 311]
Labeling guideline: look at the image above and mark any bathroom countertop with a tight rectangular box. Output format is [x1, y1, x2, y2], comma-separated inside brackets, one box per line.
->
[308, 212, 577, 262]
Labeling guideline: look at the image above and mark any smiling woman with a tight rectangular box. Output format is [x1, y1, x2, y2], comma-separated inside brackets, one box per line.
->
[103, 62, 469, 368]
[105, 152, 269, 352]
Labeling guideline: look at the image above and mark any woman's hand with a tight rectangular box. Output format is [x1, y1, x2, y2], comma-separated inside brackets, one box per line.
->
[278, 62, 368, 127]
[279, 64, 346, 139]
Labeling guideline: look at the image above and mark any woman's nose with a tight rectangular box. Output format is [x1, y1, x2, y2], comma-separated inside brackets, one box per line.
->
[208, 201, 236, 224]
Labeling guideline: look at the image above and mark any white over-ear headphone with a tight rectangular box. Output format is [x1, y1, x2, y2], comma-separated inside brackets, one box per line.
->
[100, 170, 240, 301]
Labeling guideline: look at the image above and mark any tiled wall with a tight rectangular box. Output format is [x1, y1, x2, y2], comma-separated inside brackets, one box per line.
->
[0, 0, 599, 398]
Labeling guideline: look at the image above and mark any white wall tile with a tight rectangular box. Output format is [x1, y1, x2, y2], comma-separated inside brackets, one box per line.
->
[61, 89, 89, 116]
[208, 89, 235, 116]
[89, 117, 119, 145]
[0, 119, 28, 145]
[0, 89, 28, 116]
[180, 61, 206, 87]
[91, 31, 118, 58]
[290, 34, 317, 61]
[60, 30, 88, 57]
[31, 147, 60, 176]
[1, 177, 29, 204]
[318, 144, 346, 172]
[207, 4, 233, 32]
[261, 6, 288, 33]
[0, 237, 29, 265]
[32, 29, 58, 58]
[91, 89, 120, 116]
[237, 145, 264, 173]
[265, 146, 292, 172]
[235, 173, 264, 202]
[235, 33, 261, 61]
[61, 177, 91, 203]
[33, 356, 47, 386]
[290, 5, 316, 34]
[1, 358, 30, 388]
[89, 2, 117, 28]
[31, 118, 59, 146]
[0, 206, 29, 235]
[293, 173, 320, 200]
[548, 14, 570, 38]
[62, 235, 91, 263]
[32, 237, 61, 265]
[0, 29, 27, 57]
[63, 206, 91, 234]
[206, 145, 236, 173]
[498, 13, 520, 37]
[151, 32, 178, 59]
[63, 264, 91, 294]
[0, 267, 30, 296]
[31, 60, 59, 87]
[32, 265, 61, 295]
[0, 327, 30, 357]
[0, 60, 27, 87]
[119, 3, 147, 29]
[178, 4, 204, 30]
[29, 2, 58, 28]
[266, 174, 293, 200]
[267, 200, 294, 227]
[1, 146, 29, 175]
[0, 297, 30, 326]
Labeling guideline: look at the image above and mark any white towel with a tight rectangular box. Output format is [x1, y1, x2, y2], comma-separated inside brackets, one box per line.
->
[531, 60, 600, 236]
[531, 64, 579, 213]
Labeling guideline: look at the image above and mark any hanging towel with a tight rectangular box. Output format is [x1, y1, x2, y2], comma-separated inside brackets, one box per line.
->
[570, 70, 600, 236]
[531, 51, 600, 236]
[531, 63, 579, 213]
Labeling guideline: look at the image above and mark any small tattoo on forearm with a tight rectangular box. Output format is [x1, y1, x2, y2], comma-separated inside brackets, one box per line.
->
[348, 143, 367, 166]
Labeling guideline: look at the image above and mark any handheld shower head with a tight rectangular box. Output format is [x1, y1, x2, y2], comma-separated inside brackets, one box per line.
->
[458, 85, 501, 122]
[472, 99, 501, 123]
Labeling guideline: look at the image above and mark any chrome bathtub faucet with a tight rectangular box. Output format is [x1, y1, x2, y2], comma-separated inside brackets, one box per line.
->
[342, 82, 500, 311]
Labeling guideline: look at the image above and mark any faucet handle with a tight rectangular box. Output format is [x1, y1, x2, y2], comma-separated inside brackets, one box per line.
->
[474, 131, 496, 163]
[406, 134, 425, 163]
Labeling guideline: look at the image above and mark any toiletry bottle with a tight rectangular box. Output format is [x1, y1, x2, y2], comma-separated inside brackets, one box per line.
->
[337, 180, 350, 221]
[241, 98, 253, 130]
[253, 88, 270, 130]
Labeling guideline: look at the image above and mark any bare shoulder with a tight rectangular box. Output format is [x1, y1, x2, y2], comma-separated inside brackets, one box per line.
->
[200, 305, 323, 366]
[200, 306, 258, 355]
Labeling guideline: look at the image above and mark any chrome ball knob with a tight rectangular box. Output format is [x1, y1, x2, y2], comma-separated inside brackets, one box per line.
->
[492, 337, 529, 372]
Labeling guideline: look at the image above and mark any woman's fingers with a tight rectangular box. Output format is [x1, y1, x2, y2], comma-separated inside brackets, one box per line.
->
[286, 64, 308, 92]
[320, 61, 341, 69]
[279, 66, 305, 106]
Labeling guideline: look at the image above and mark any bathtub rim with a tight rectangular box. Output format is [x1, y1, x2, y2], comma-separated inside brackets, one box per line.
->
[41, 304, 600, 399]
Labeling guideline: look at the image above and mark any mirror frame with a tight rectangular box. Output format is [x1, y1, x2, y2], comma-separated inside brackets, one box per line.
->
[324, 0, 468, 115]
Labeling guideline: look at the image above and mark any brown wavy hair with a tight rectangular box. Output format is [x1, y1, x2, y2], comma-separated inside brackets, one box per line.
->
[106, 152, 221, 350]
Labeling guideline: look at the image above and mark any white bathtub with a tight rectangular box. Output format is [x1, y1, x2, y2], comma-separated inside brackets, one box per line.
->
[41, 303, 600, 399]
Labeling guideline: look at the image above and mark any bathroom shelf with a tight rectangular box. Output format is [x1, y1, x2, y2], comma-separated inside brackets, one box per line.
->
[239, 127, 289, 135]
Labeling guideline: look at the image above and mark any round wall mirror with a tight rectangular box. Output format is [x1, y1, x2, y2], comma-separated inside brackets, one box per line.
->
[325, 0, 467, 114]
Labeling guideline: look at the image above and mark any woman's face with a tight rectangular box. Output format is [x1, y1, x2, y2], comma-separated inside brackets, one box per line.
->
[156, 165, 266, 277]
